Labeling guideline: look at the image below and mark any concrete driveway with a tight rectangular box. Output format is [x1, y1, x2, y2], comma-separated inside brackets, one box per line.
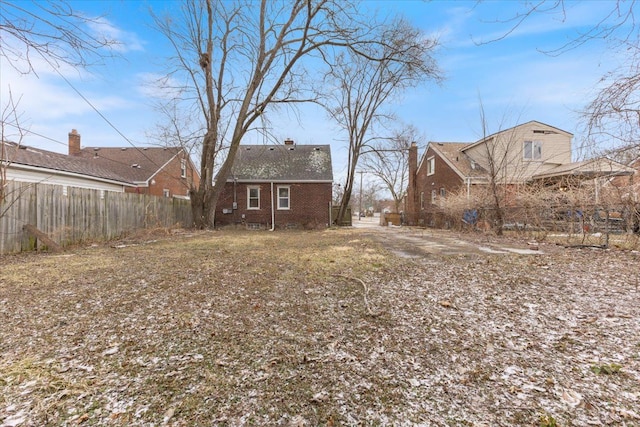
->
[351, 216, 543, 258]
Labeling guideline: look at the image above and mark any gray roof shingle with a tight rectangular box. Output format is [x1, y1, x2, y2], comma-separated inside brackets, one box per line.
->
[230, 144, 333, 182]
[75, 146, 183, 183]
[2, 141, 131, 184]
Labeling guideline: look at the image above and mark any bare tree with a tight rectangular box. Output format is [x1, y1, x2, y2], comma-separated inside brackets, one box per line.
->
[585, 57, 640, 156]
[0, 89, 26, 219]
[478, 1, 640, 156]
[362, 124, 424, 213]
[324, 18, 440, 224]
[472, 105, 555, 235]
[0, 0, 117, 75]
[153, 0, 411, 228]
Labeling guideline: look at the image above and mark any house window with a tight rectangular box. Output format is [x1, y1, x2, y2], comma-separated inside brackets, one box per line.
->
[524, 140, 542, 160]
[163, 189, 170, 198]
[277, 186, 290, 210]
[248, 186, 260, 209]
[431, 189, 437, 204]
[427, 156, 435, 176]
[440, 188, 446, 198]
[420, 192, 425, 210]
[180, 159, 187, 178]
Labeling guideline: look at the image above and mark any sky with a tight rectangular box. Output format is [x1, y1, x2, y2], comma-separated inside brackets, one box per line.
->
[0, 0, 627, 183]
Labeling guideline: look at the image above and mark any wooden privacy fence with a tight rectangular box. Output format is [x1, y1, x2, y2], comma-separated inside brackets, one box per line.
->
[0, 182, 193, 254]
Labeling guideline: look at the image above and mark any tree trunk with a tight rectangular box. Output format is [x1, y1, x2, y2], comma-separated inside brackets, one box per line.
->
[489, 181, 504, 236]
[191, 131, 218, 229]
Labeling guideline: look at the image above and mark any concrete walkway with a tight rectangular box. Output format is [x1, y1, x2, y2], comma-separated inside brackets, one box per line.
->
[351, 216, 543, 258]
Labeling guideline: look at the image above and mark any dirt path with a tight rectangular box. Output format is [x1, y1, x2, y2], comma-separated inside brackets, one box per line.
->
[352, 216, 545, 258]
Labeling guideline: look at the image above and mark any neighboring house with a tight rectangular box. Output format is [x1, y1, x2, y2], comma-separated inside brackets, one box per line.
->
[215, 140, 333, 229]
[1, 140, 133, 192]
[406, 121, 635, 225]
[608, 157, 640, 203]
[69, 130, 200, 198]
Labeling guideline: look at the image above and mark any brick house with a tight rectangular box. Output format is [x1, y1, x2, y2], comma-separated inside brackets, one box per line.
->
[406, 121, 635, 226]
[69, 130, 200, 198]
[215, 140, 333, 229]
[608, 157, 640, 203]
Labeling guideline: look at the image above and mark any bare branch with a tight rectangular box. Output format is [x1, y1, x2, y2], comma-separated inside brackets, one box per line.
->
[0, 0, 119, 75]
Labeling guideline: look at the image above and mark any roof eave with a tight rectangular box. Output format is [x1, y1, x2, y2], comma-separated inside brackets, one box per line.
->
[6, 162, 135, 187]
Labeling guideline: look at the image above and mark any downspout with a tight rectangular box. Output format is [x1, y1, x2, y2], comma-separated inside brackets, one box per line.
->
[269, 181, 275, 231]
[233, 178, 237, 223]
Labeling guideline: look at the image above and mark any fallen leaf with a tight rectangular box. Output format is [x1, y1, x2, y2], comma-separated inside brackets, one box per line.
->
[163, 408, 175, 424]
[288, 415, 306, 427]
[561, 389, 582, 407]
[311, 391, 329, 403]
[102, 346, 119, 356]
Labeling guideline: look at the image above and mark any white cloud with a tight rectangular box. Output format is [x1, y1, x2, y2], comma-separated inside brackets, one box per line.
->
[86, 17, 145, 53]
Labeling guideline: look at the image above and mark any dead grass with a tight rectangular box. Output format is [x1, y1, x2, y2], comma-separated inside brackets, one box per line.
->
[1, 228, 639, 426]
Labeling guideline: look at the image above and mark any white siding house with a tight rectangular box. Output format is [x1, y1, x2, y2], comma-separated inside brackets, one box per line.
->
[2, 141, 132, 192]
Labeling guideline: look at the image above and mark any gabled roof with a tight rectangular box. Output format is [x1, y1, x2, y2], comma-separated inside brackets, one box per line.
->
[75, 146, 184, 184]
[462, 120, 573, 153]
[2, 141, 132, 185]
[427, 142, 488, 180]
[229, 144, 333, 182]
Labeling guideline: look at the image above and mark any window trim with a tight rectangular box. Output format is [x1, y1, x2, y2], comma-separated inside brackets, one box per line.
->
[420, 192, 425, 210]
[247, 186, 260, 210]
[426, 156, 435, 176]
[163, 189, 170, 198]
[180, 159, 187, 178]
[431, 189, 437, 204]
[277, 185, 290, 210]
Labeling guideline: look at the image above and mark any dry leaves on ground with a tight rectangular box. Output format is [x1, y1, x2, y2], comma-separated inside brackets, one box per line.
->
[0, 228, 638, 426]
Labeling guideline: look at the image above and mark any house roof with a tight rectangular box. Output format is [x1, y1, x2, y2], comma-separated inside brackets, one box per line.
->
[1, 141, 132, 185]
[229, 144, 333, 182]
[75, 146, 184, 184]
[428, 142, 488, 180]
[532, 157, 636, 181]
[462, 120, 573, 153]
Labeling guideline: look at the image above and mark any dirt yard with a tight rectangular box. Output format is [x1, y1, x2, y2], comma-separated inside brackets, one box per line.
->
[1, 228, 639, 426]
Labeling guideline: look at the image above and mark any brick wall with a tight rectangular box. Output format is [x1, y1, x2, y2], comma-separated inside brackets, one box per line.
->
[125, 154, 200, 198]
[215, 182, 331, 229]
[414, 146, 463, 225]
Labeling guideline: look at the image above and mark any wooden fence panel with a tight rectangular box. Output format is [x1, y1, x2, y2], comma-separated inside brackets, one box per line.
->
[1, 182, 37, 253]
[0, 182, 193, 254]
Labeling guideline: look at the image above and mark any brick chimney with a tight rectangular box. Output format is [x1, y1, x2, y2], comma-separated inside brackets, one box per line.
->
[406, 142, 418, 225]
[68, 129, 81, 155]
